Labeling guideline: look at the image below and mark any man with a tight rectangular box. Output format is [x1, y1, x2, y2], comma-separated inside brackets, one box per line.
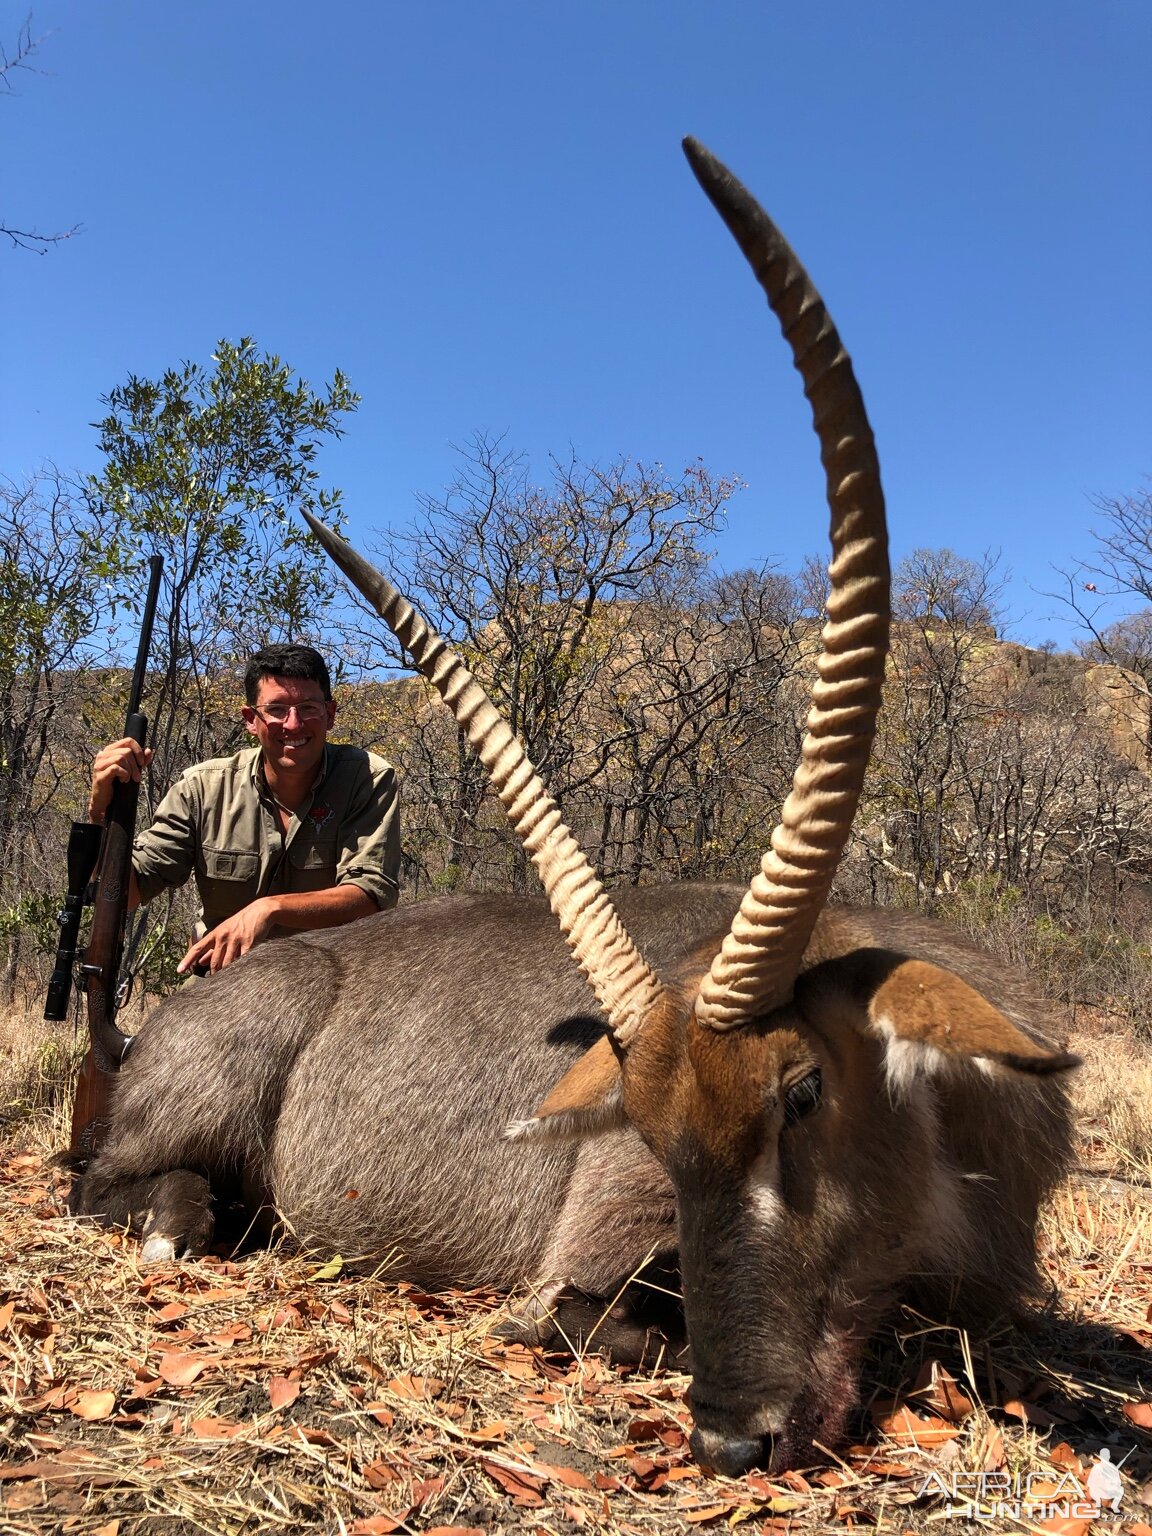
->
[88, 644, 400, 975]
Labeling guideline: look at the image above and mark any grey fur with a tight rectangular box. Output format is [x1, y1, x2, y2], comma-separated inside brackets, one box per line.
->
[74, 881, 1074, 1475]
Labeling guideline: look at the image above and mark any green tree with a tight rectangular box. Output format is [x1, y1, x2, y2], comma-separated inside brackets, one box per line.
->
[92, 337, 359, 789]
[91, 338, 359, 989]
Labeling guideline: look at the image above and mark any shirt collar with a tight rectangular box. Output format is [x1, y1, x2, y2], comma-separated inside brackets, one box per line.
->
[254, 744, 331, 804]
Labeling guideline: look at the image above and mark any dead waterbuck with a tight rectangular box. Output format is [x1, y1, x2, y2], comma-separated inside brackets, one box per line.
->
[74, 140, 1077, 1476]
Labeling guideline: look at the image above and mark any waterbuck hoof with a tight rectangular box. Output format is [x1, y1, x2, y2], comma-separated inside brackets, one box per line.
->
[493, 1309, 551, 1347]
[689, 1428, 773, 1478]
[140, 1233, 181, 1264]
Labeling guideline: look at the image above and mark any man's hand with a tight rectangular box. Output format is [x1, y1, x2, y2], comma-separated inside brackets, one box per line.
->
[178, 899, 278, 975]
[89, 738, 154, 823]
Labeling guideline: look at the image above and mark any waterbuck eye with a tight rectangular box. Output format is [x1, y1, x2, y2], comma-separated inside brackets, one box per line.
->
[783, 1068, 822, 1127]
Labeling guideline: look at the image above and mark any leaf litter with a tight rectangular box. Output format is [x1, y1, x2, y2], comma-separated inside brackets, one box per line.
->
[2, 1088, 1151, 1534]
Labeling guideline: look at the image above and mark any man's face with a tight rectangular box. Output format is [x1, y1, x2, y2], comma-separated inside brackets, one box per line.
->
[242, 675, 336, 782]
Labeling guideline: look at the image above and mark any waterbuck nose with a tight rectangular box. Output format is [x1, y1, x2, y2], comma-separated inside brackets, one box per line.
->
[689, 1426, 773, 1478]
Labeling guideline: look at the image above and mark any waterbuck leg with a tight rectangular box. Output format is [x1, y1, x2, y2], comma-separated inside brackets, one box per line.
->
[498, 1136, 682, 1361]
[523, 1255, 687, 1366]
[71, 1166, 215, 1261]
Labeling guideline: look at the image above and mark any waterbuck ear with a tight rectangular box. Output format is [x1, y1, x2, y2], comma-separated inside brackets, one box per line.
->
[866, 959, 1080, 1083]
[505, 1035, 626, 1143]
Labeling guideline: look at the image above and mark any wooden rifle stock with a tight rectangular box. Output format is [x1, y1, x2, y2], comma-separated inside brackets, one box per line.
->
[68, 555, 163, 1161]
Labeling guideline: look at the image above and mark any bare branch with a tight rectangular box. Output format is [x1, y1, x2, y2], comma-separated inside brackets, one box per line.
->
[2, 15, 80, 254]
[0, 14, 46, 88]
[2, 221, 81, 253]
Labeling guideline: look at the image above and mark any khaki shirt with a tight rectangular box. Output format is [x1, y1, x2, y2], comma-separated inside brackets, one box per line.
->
[133, 744, 400, 933]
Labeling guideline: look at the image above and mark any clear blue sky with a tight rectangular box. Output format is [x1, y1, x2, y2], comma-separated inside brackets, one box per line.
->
[4, 0, 1149, 647]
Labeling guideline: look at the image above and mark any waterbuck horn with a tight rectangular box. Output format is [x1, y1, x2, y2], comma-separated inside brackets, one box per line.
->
[682, 137, 891, 1030]
[301, 510, 666, 1045]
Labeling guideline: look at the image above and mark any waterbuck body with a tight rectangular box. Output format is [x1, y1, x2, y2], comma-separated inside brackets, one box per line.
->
[77, 883, 1073, 1470]
[74, 141, 1078, 1475]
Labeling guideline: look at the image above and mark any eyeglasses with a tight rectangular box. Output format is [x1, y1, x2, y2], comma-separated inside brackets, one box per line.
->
[251, 702, 328, 725]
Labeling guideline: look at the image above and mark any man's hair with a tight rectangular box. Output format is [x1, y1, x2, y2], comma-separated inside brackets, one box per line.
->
[244, 645, 333, 705]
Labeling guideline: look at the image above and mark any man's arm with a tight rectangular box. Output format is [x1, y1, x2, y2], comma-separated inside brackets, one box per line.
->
[176, 756, 401, 974]
[177, 885, 377, 974]
[332, 757, 402, 911]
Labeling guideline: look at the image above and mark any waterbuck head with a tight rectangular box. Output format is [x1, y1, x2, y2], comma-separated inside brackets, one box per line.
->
[305, 140, 1076, 1475]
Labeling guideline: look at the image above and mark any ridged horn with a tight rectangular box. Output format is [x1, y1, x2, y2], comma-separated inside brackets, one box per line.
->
[682, 138, 890, 1030]
[301, 510, 666, 1045]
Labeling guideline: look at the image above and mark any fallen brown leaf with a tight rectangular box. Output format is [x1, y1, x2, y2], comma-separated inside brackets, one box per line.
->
[458, 1420, 508, 1442]
[71, 1391, 116, 1422]
[481, 1343, 541, 1381]
[4, 1485, 46, 1513]
[362, 1459, 402, 1489]
[627, 1413, 676, 1441]
[291, 1426, 339, 1448]
[873, 1404, 962, 1447]
[155, 1350, 210, 1387]
[186, 1417, 243, 1438]
[349, 1514, 411, 1535]
[538, 1461, 593, 1491]
[128, 1374, 164, 1400]
[843, 1459, 914, 1478]
[480, 1456, 546, 1505]
[387, 1372, 445, 1400]
[268, 1374, 301, 1410]
[1028, 1516, 1091, 1536]
[207, 1321, 252, 1346]
[1121, 1401, 1152, 1428]
[1049, 1441, 1084, 1475]
[911, 1359, 975, 1423]
[981, 1424, 1007, 1471]
[1003, 1398, 1058, 1428]
[682, 1501, 738, 1524]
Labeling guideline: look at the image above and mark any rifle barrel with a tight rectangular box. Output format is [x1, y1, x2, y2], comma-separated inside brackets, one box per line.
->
[126, 556, 163, 722]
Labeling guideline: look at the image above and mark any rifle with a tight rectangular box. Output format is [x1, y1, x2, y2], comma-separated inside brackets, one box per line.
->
[52, 555, 163, 1163]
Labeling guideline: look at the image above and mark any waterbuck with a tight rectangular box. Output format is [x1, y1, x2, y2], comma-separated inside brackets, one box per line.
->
[74, 139, 1077, 1477]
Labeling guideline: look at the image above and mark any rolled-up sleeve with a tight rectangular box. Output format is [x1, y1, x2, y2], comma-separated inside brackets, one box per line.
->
[336, 758, 401, 910]
[133, 775, 200, 906]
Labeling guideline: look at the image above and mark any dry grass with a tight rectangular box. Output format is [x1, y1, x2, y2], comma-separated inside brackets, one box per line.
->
[1072, 1013, 1152, 1184]
[2, 1004, 1151, 1535]
[0, 1003, 84, 1127]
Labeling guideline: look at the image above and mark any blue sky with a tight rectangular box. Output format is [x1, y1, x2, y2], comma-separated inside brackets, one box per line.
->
[4, 0, 1149, 647]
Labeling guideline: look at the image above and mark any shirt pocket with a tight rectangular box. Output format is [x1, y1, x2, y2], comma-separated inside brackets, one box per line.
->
[288, 839, 337, 876]
[202, 848, 261, 884]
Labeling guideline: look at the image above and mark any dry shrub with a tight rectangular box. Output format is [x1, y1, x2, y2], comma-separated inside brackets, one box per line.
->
[1071, 1018, 1152, 1181]
[0, 1000, 83, 1131]
[900, 878, 1152, 1039]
